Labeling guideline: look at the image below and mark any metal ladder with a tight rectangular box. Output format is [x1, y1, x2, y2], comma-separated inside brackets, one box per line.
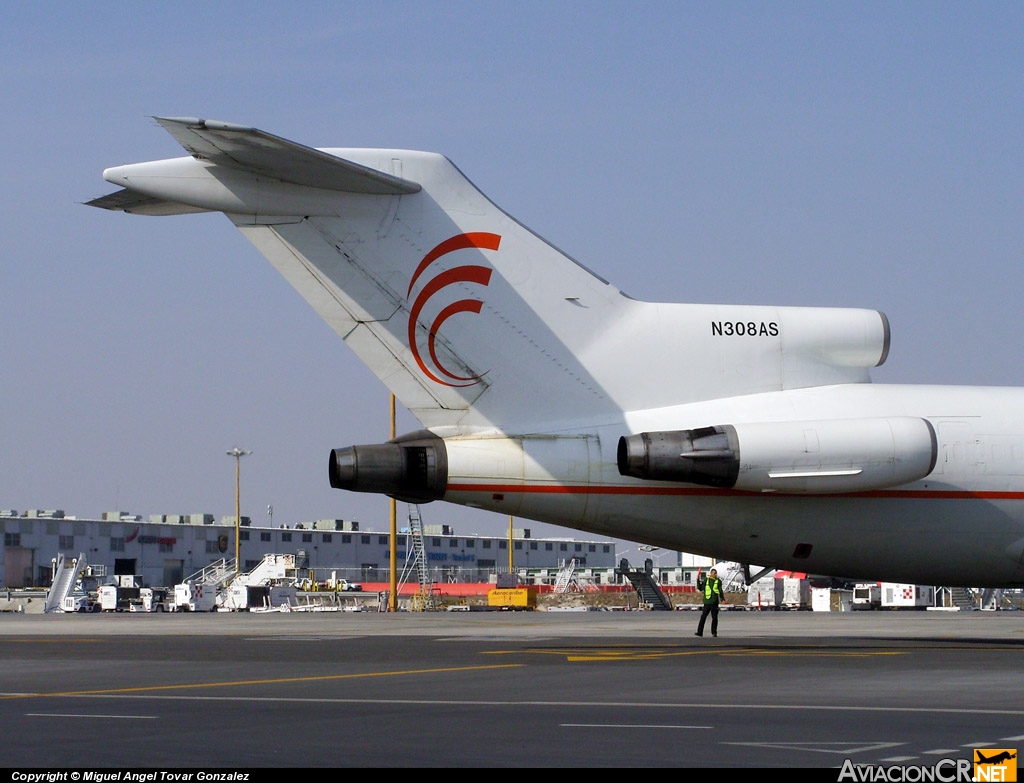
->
[398, 505, 439, 611]
[553, 559, 578, 593]
[950, 587, 979, 610]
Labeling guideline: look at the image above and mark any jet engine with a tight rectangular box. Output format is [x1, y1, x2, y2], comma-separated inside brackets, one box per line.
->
[329, 431, 448, 503]
[618, 417, 937, 493]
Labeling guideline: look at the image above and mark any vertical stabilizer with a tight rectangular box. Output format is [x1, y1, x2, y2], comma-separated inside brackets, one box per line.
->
[90, 119, 887, 432]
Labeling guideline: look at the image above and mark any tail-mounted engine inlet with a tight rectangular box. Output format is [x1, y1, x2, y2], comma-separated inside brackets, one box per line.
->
[618, 418, 937, 494]
[329, 430, 448, 503]
[617, 426, 740, 488]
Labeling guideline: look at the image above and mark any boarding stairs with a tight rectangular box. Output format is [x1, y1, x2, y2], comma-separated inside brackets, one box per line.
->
[615, 558, 673, 610]
[398, 505, 439, 611]
[174, 557, 238, 611]
[979, 588, 1005, 611]
[717, 562, 749, 592]
[44, 552, 89, 613]
[237, 554, 296, 586]
[218, 554, 299, 612]
[182, 557, 236, 588]
[950, 587, 979, 611]
[553, 559, 580, 593]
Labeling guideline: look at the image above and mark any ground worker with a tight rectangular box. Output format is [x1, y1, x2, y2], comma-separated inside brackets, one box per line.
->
[695, 567, 726, 637]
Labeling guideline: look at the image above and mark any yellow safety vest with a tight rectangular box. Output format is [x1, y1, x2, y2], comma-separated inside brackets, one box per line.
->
[703, 577, 722, 602]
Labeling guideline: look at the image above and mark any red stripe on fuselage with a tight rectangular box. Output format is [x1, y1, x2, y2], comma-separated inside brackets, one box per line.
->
[444, 483, 1024, 500]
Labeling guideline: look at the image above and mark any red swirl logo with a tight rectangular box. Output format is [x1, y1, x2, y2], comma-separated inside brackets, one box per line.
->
[407, 232, 500, 387]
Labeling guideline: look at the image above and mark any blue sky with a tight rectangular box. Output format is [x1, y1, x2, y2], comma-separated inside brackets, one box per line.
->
[3, 3, 1023, 539]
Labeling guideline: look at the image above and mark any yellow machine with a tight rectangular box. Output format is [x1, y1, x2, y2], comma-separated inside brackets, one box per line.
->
[487, 587, 537, 610]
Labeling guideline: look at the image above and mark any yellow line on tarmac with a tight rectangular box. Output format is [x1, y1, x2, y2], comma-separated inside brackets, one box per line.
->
[0, 663, 524, 700]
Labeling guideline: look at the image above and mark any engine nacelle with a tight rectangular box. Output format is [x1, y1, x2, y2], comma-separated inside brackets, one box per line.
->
[618, 417, 937, 494]
[617, 426, 741, 488]
[329, 430, 448, 503]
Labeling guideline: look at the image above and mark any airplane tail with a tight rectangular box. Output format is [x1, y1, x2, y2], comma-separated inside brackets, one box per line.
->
[230, 154, 631, 432]
[90, 118, 890, 433]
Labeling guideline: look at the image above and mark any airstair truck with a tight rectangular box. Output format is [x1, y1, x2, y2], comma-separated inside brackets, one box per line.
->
[47, 552, 106, 613]
[173, 558, 235, 611]
[221, 554, 299, 611]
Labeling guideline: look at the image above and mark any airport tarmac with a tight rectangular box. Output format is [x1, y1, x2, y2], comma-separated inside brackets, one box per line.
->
[1, 609, 1023, 768]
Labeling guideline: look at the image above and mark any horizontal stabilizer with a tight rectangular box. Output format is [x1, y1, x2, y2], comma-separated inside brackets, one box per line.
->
[153, 117, 421, 195]
[85, 188, 210, 216]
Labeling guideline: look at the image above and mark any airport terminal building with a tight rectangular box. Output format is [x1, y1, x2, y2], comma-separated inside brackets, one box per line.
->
[0, 509, 618, 589]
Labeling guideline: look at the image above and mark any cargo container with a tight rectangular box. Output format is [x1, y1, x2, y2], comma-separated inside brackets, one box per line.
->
[881, 583, 934, 609]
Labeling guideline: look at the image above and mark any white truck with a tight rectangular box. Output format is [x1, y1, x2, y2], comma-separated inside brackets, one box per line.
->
[174, 581, 218, 612]
[98, 580, 141, 612]
[222, 583, 298, 611]
[852, 583, 882, 610]
[61, 594, 102, 613]
[130, 587, 170, 612]
[98, 576, 169, 612]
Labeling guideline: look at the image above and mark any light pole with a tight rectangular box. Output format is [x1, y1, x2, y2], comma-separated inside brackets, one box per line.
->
[226, 447, 252, 576]
[508, 515, 514, 575]
[389, 394, 397, 612]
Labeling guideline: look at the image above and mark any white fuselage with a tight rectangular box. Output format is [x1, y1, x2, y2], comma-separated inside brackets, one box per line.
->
[443, 384, 1024, 586]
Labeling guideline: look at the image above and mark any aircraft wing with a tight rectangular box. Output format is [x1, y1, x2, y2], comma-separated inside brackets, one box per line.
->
[152, 117, 421, 195]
